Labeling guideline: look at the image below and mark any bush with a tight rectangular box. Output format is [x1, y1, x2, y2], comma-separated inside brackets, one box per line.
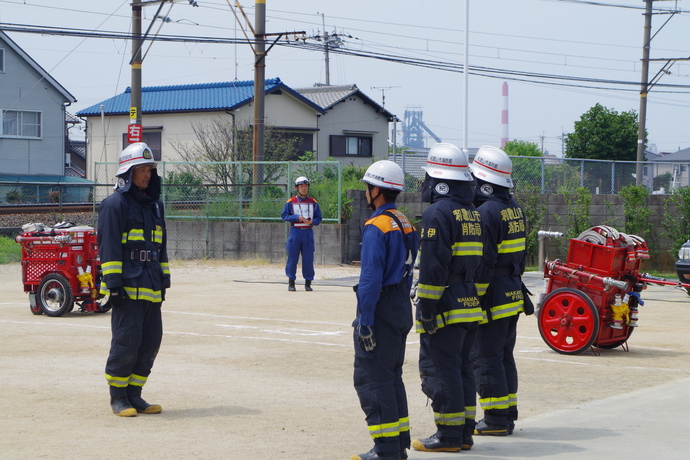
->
[0, 236, 22, 264]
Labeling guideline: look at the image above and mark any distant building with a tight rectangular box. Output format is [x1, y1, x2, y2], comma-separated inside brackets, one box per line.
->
[77, 78, 325, 181]
[296, 84, 397, 168]
[0, 30, 77, 177]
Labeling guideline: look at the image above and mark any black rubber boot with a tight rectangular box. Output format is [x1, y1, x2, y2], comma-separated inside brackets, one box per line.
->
[411, 433, 462, 452]
[109, 386, 136, 417]
[474, 418, 509, 436]
[288, 279, 296, 292]
[127, 385, 162, 414]
[305, 280, 313, 291]
[463, 420, 476, 450]
[349, 448, 400, 460]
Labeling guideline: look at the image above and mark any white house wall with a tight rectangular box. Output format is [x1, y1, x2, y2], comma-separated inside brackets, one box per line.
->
[84, 91, 319, 182]
[315, 94, 389, 168]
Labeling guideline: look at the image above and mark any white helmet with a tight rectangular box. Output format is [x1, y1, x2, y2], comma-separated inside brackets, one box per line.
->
[423, 143, 472, 181]
[295, 176, 310, 186]
[361, 160, 404, 191]
[116, 142, 156, 176]
[471, 145, 513, 187]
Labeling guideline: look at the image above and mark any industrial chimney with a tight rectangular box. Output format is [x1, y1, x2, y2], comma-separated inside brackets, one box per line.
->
[501, 82, 509, 148]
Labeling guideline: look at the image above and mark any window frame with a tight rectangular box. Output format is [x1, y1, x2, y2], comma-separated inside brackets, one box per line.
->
[1, 109, 42, 139]
[329, 135, 373, 157]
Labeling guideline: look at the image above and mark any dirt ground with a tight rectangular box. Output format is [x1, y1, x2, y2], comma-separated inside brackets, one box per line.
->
[2, 260, 690, 459]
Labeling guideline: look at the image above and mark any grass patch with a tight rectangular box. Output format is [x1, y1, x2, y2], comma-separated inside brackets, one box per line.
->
[0, 235, 22, 264]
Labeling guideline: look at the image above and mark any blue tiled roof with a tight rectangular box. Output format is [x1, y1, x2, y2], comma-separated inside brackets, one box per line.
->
[76, 78, 324, 116]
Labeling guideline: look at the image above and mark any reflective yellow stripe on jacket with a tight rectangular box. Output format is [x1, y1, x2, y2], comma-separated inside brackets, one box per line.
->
[498, 237, 525, 254]
[415, 305, 483, 333]
[452, 241, 483, 256]
[418, 283, 444, 301]
[101, 261, 122, 276]
[482, 300, 523, 323]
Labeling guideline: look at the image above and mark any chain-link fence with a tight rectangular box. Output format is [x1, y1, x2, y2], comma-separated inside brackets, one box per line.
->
[92, 160, 344, 224]
[2, 157, 688, 211]
[392, 153, 689, 195]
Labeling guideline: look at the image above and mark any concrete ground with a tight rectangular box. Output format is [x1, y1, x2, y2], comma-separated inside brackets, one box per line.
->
[1, 261, 689, 459]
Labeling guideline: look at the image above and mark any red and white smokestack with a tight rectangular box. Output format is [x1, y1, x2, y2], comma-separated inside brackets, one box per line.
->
[501, 82, 509, 148]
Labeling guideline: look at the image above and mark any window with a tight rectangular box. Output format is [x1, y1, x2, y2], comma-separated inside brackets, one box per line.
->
[122, 130, 162, 161]
[329, 135, 373, 157]
[1, 110, 42, 138]
[0, 48, 4, 73]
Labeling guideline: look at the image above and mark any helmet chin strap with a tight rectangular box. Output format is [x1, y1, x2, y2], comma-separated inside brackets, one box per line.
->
[366, 184, 381, 211]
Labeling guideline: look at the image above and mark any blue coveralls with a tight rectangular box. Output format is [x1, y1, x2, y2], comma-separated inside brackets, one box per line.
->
[416, 178, 483, 444]
[471, 183, 527, 427]
[98, 169, 171, 396]
[354, 203, 419, 457]
[281, 195, 322, 281]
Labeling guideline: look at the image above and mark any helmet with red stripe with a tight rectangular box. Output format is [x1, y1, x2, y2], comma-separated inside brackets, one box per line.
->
[471, 145, 513, 188]
[424, 143, 472, 181]
[361, 160, 405, 191]
[116, 142, 156, 176]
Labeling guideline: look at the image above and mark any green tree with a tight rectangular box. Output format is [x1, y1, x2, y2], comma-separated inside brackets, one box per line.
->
[503, 140, 542, 190]
[565, 103, 643, 161]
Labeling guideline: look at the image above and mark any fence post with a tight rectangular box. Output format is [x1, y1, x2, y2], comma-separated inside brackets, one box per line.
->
[541, 157, 545, 194]
[580, 160, 584, 188]
[611, 161, 615, 194]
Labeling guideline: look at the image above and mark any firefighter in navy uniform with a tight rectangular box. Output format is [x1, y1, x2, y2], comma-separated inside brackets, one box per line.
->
[352, 160, 419, 460]
[470, 145, 532, 436]
[98, 142, 171, 417]
[411, 143, 484, 453]
[281, 176, 322, 291]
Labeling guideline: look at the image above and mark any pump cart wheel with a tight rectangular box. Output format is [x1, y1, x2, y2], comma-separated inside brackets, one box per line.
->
[29, 300, 42, 316]
[37, 273, 74, 317]
[538, 287, 599, 355]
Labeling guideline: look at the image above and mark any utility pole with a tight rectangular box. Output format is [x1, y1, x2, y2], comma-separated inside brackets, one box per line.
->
[230, 1, 304, 199]
[253, 0, 266, 197]
[636, 0, 653, 186]
[462, 0, 469, 154]
[371, 86, 400, 108]
[128, 1, 198, 147]
[130, 0, 143, 140]
[634, 0, 686, 186]
[321, 13, 330, 86]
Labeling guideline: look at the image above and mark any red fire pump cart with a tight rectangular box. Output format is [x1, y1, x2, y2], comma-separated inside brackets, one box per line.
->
[16, 223, 111, 317]
[537, 225, 690, 355]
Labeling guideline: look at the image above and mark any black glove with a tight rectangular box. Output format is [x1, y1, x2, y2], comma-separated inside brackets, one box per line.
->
[419, 311, 438, 334]
[521, 282, 535, 316]
[109, 288, 124, 308]
[356, 325, 376, 352]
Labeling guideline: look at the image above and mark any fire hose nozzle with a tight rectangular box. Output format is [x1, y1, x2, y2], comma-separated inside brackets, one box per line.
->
[538, 231, 564, 239]
[603, 277, 629, 291]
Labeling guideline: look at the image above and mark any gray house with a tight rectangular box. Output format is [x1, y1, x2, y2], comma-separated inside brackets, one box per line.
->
[296, 84, 397, 168]
[0, 30, 76, 176]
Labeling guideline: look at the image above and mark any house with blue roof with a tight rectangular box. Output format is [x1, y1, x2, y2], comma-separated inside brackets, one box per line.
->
[76, 78, 326, 180]
[1, 30, 77, 178]
[76, 78, 396, 180]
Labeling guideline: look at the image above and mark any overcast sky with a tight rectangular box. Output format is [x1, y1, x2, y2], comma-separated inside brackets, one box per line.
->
[2, 0, 689, 157]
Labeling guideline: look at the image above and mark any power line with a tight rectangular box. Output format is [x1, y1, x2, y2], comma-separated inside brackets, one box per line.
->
[4, 21, 690, 93]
